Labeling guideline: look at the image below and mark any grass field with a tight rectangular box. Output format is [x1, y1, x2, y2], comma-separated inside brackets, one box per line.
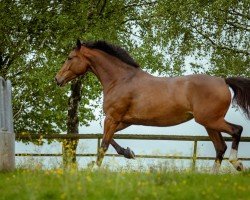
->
[0, 167, 250, 200]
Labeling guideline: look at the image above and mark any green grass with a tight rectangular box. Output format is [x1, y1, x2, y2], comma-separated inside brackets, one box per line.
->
[0, 168, 250, 200]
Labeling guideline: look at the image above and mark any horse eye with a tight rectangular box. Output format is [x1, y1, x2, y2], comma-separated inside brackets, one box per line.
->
[68, 57, 72, 60]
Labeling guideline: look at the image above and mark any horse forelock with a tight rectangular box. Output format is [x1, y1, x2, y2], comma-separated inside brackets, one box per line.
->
[78, 40, 140, 68]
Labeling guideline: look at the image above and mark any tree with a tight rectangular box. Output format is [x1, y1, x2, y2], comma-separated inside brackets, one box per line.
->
[142, 0, 250, 77]
[1, 0, 248, 167]
[0, 0, 160, 167]
[1, 1, 96, 134]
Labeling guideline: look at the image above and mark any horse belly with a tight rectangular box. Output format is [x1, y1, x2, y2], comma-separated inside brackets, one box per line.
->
[115, 76, 193, 126]
[122, 104, 193, 127]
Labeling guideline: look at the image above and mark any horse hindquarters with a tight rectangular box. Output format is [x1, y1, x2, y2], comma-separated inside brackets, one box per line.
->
[192, 77, 247, 171]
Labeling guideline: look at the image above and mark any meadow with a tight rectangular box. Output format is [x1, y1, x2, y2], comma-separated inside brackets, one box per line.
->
[0, 167, 250, 200]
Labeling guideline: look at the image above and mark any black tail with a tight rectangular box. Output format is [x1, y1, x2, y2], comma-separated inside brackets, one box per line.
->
[225, 77, 250, 119]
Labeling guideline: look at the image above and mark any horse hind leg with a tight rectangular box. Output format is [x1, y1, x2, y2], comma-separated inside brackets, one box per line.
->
[206, 128, 227, 173]
[215, 121, 243, 171]
[198, 118, 243, 171]
[226, 122, 243, 171]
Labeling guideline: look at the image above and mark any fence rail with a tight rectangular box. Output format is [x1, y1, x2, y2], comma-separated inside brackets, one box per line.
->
[15, 133, 250, 169]
[14, 133, 250, 141]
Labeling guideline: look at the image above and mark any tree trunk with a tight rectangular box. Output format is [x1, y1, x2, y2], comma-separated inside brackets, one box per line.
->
[62, 1, 107, 169]
[62, 78, 82, 169]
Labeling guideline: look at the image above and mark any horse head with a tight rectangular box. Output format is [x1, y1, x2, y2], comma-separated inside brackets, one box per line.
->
[55, 39, 90, 86]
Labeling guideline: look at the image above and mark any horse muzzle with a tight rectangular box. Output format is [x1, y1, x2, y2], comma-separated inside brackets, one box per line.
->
[55, 75, 66, 87]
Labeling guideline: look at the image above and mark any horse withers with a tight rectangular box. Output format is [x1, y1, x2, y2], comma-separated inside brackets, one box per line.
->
[55, 40, 250, 172]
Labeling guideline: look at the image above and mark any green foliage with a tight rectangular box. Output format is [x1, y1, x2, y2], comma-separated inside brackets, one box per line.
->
[0, 1, 120, 134]
[149, 0, 250, 77]
[0, 0, 249, 135]
[0, 0, 94, 134]
[0, 0, 162, 135]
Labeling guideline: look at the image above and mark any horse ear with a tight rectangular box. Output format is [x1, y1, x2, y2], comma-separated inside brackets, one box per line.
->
[76, 39, 81, 49]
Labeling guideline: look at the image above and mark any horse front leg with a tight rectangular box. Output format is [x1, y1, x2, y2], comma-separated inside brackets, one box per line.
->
[96, 117, 118, 167]
[110, 122, 135, 159]
[110, 139, 135, 159]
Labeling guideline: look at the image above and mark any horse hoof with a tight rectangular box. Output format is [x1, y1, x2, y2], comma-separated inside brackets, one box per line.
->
[87, 161, 99, 171]
[92, 163, 100, 172]
[235, 161, 244, 171]
[87, 161, 95, 168]
[230, 160, 244, 171]
[124, 147, 135, 159]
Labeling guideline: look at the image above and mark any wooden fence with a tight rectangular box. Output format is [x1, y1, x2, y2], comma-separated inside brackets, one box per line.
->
[16, 133, 250, 169]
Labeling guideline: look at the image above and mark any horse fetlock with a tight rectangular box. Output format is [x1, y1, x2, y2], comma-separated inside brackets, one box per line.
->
[98, 147, 107, 155]
[96, 157, 104, 167]
[87, 161, 99, 171]
[229, 149, 238, 161]
[123, 147, 135, 159]
[212, 161, 221, 174]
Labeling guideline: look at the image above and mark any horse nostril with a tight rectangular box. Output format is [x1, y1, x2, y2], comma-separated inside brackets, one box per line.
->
[55, 77, 60, 86]
[55, 76, 65, 86]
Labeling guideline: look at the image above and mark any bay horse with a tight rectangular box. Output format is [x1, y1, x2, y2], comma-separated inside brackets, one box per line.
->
[55, 40, 250, 172]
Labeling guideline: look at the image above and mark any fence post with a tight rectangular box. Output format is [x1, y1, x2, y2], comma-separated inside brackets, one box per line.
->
[0, 78, 15, 171]
[192, 140, 197, 171]
[97, 138, 101, 154]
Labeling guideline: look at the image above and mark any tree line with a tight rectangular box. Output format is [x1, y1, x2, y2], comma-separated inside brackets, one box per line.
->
[1, 0, 249, 165]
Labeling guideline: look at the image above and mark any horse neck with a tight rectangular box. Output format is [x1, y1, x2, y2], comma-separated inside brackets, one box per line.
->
[87, 52, 138, 93]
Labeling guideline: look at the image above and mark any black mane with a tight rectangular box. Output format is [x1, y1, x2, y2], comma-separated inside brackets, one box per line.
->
[81, 41, 140, 68]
